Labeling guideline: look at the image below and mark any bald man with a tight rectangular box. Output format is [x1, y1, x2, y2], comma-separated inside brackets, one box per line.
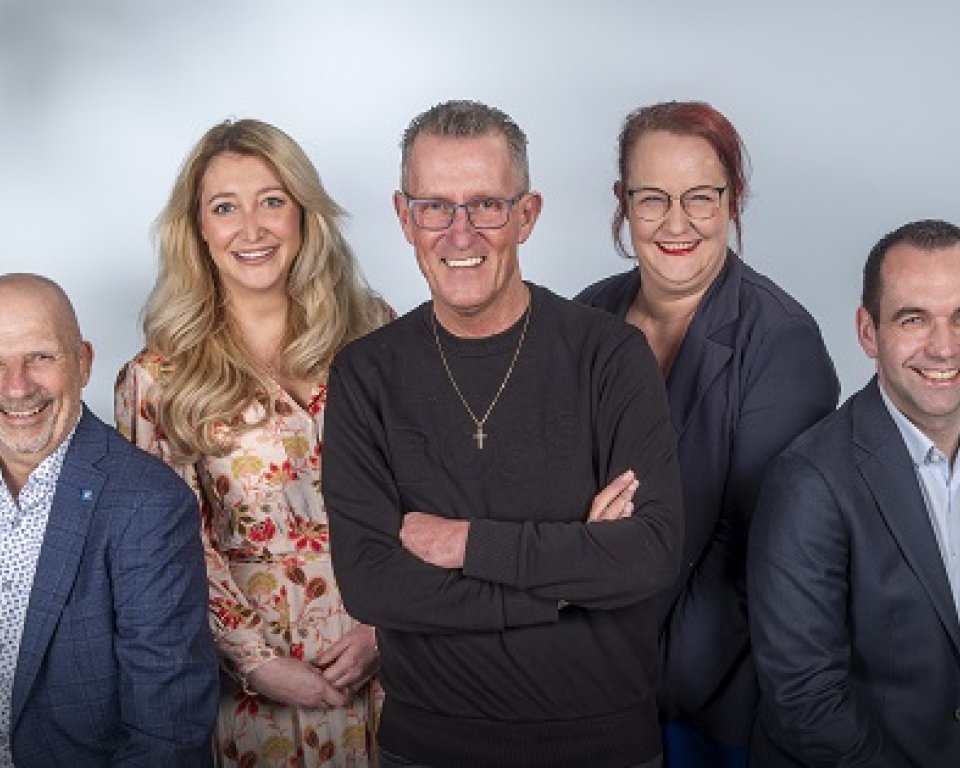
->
[0, 274, 217, 766]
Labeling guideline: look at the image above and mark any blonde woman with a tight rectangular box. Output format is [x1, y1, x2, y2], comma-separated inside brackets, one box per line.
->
[116, 119, 391, 767]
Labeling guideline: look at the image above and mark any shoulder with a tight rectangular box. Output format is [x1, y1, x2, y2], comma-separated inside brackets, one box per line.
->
[534, 282, 638, 340]
[767, 394, 857, 480]
[733, 259, 823, 333]
[115, 348, 168, 392]
[76, 410, 193, 502]
[573, 268, 639, 313]
[333, 302, 427, 370]
[530, 283, 660, 381]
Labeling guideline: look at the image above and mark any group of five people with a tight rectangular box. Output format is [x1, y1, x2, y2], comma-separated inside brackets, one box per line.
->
[0, 99, 957, 767]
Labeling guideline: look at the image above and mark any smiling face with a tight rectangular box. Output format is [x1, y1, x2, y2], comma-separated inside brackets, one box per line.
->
[395, 132, 541, 336]
[858, 242, 960, 457]
[620, 130, 731, 302]
[0, 278, 92, 491]
[199, 152, 302, 303]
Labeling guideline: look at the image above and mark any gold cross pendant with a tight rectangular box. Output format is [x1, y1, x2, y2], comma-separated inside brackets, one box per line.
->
[473, 424, 486, 449]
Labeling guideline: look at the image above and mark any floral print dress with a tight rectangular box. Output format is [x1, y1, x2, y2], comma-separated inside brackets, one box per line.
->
[115, 351, 379, 768]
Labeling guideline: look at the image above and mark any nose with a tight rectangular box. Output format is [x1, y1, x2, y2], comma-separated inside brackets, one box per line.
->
[661, 198, 691, 235]
[241, 208, 264, 242]
[0, 360, 32, 397]
[926, 320, 960, 359]
[446, 204, 476, 249]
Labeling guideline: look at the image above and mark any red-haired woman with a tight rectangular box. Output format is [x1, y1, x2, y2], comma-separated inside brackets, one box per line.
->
[577, 101, 839, 766]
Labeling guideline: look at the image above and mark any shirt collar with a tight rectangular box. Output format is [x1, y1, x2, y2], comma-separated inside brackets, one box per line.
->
[0, 415, 80, 499]
[878, 382, 946, 466]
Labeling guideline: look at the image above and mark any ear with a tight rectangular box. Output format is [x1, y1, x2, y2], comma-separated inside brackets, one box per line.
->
[393, 191, 416, 246]
[78, 340, 94, 387]
[516, 191, 543, 245]
[856, 305, 878, 360]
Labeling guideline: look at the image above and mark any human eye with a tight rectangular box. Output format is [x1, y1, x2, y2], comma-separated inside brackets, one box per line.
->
[469, 198, 506, 212]
[635, 190, 667, 204]
[211, 200, 236, 215]
[898, 313, 925, 328]
[262, 195, 287, 209]
[685, 189, 715, 203]
[25, 352, 59, 366]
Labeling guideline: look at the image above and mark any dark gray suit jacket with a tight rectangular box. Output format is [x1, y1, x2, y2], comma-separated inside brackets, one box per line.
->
[577, 254, 839, 744]
[749, 379, 960, 766]
[10, 408, 218, 766]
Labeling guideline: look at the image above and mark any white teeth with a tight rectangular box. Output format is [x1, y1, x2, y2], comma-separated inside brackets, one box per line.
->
[445, 256, 483, 268]
[1, 404, 44, 418]
[658, 242, 695, 251]
[235, 248, 275, 261]
[921, 369, 959, 381]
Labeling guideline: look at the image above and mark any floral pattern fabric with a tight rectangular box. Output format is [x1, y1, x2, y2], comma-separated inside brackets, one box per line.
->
[115, 352, 379, 767]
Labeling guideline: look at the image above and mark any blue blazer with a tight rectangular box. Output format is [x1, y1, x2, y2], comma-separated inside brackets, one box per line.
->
[749, 379, 960, 766]
[10, 408, 218, 767]
[577, 254, 839, 744]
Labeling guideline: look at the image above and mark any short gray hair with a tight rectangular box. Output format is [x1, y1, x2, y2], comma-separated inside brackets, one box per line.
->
[400, 100, 530, 192]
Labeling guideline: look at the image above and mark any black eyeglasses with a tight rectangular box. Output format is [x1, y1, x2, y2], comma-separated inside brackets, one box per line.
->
[403, 194, 523, 230]
[625, 185, 727, 222]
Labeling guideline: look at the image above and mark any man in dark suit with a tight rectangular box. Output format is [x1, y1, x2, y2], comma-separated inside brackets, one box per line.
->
[0, 273, 218, 766]
[748, 219, 960, 766]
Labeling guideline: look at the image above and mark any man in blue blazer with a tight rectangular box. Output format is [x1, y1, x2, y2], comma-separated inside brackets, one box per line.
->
[0, 273, 218, 766]
[748, 219, 960, 766]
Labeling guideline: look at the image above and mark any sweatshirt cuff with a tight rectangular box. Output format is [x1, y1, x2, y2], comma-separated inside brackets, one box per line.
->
[463, 518, 521, 585]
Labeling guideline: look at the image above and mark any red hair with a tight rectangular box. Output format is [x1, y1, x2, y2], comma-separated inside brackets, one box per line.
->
[613, 101, 750, 256]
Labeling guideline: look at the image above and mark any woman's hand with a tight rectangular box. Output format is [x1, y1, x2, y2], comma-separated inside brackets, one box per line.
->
[316, 623, 379, 692]
[588, 469, 638, 522]
[245, 656, 349, 709]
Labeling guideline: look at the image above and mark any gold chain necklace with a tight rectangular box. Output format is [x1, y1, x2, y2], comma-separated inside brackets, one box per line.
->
[431, 304, 532, 449]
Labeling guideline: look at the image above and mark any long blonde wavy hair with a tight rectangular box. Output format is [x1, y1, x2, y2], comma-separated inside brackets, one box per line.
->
[143, 118, 387, 462]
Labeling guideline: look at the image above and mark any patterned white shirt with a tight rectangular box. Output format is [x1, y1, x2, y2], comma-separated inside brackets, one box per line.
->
[0, 428, 75, 766]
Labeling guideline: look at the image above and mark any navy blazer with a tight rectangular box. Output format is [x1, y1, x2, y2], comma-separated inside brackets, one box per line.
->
[10, 408, 218, 767]
[749, 379, 960, 766]
[577, 254, 839, 744]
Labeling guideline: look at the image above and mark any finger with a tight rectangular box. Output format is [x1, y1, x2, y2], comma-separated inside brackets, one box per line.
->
[318, 677, 350, 708]
[591, 478, 638, 521]
[319, 651, 354, 686]
[588, 470, 635, 521]
[592, 480, 639, 522]
[316, 636, 349, 669]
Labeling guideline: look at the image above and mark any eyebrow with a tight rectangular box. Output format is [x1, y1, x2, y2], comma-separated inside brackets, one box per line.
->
[890, 307, 928, 320]
[632, 184, 724, 193]
[204, 186, 287, 205]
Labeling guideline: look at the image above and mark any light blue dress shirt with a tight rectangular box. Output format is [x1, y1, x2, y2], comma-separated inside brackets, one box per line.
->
[880, 385, 960, 621]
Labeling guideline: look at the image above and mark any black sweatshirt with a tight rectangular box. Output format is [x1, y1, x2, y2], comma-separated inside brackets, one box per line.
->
[324, 284, 683, 767]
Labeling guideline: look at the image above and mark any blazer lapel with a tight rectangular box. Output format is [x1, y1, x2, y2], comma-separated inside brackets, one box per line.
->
[853, 381, 960, 654]
[10, 409, 106, 729]
[666, 254, 737, 438]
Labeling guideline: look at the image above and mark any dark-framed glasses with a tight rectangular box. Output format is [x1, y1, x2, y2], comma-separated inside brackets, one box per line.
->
[626, 185, 727, 222]
[403, 194, 523, 230]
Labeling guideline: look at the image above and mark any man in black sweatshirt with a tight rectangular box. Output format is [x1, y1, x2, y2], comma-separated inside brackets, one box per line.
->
[324, 100, 683, 768]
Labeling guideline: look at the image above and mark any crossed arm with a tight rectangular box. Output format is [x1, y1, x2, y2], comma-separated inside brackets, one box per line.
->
[323, 336, 683, 634]
[400, 469, 640, 567]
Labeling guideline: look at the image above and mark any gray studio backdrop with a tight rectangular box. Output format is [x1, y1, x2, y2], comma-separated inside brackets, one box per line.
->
[1, 0, 958, 419]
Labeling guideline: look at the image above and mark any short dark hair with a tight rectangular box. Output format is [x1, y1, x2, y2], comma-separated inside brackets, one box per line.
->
[613, 101, 749, 257]
[862, 219, 960, 319]
[400, 100, 529, 192]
